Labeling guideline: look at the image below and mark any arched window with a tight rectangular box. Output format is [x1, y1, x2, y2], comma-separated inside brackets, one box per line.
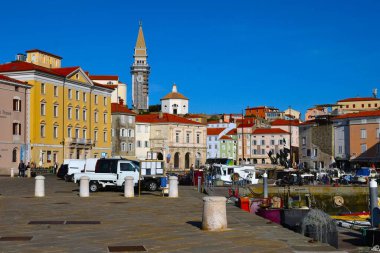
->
[12, 148, 17, 162]
[121, 143, 126, 151]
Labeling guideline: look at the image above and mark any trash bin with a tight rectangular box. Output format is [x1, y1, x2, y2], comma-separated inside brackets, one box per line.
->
[160, 177, 168, 188]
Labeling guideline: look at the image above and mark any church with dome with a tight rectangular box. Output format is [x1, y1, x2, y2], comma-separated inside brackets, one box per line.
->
[160, 84, 189, 115]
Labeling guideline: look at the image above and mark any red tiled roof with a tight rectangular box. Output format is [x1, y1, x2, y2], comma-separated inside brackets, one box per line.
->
[111, 103, 136, 115]
[0, 61, 66, 76]
[237, 123, 255, 128]
[333, 109, 380, 120]
[89, 75, 119, 81]
[337, 97, 380, 103]
[220, 135, 233, 140]
[185, 114, 204, 118]
[93, 82, 115, 91]
[226, 128, 237, 135]
[207, 120, 220, 124]
[0, 74, 29, 85]
[161, 91, 188, 100]
[253, 128, 289, 134]
[207, 128, 225, 135]
[300, 120, 316, 126]
[136, 113, 204, 125]
[271, 119, 300, 126]
[52, 66, 79, 76]
[25, 49, 63, 59]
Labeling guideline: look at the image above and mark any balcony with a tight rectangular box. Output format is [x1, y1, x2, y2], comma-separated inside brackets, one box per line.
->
[65, 138, 93, 146]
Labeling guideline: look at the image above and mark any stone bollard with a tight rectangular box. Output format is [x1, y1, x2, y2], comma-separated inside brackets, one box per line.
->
[34, 175, 45, 197]
[80, 176, 90, 197]
[124, 176, 134, 198]
[202, 196, 227, 231]
[27, 169, 31, 178]
[10, 168, 14, 178]
[197, 176, 202, 192]
[263, 171, 268, 199]
[168, 176, 178, 198]
[369, 179, 379, 227]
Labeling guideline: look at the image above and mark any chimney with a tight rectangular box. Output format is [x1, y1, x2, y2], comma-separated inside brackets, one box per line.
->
[15, 54, 26, 62]
[172, 83, 177, 93]
[159, 112, 163, 119]
[119, 98, 124, 105]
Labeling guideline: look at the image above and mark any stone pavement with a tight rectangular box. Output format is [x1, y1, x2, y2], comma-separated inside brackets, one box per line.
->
[0, 175, 365, 253]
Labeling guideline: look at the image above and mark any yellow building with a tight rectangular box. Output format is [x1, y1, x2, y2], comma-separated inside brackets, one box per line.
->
[0, 49, 113, 167]
[333, 97, 380, 113]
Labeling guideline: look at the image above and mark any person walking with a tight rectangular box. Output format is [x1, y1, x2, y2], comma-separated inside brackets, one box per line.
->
[18, 160, 25, 177]
[53, 162, 58, 174]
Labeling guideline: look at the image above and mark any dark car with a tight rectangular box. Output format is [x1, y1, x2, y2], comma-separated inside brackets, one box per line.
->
[57, 164, 68, 179]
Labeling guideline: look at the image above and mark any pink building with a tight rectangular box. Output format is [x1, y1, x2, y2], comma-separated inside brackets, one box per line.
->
[0, 75, 31, 174]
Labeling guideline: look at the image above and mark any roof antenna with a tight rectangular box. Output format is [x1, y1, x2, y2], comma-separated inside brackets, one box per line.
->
[373, 88, 378, 98]
[139, 20, 142, 27]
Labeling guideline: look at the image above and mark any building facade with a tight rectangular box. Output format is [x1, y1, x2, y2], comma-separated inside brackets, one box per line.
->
[0, 49, 113, 167]
[0, 75, 32, 174]
[111, 101, 136, 158]
[299, 116, 334, 170]
[136, 113, 207, 170]
[135, 121, 151, 160]
[89, 75, 127, 106]
[161, 84, 189, 115]
[131, 22, 150, 111]
[333, 97, 380, 113]
[333, 110, 380, 169]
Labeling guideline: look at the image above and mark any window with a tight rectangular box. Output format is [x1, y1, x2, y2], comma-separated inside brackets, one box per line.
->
[40, 103, 46, 116]
[208, 137, 211, 141]
[12, 123, 21, 135]
[197, 133, 200, 144]
[313, 148, 318, 157]
[360, 129, 367, 139]
[103, 131, 107, 142]
[270, 140, 275, 145]
[128, 116, 132, 123]
[186, 133, 190, 143]
[120, 162, 134, 172]
[75, 108, 80, 120]
[54, 86, 58, 97]
[76, 90, 79, 100]
[128, 129, 133, 137]
[83, 93, 86, 102]
[53, 126, 58, 139]
[75, 128, 79, 138]
[137, 141, 141, 148]
[53, 105, 58, 117]
[302, 137, 306, 145]
[338, 146, 343, 154]
[41, 83, 45, 94]
[361, 144, 367, 153]
[94, 95, 98, 104]
[307, 149, 311, 156]
[94, 130, 98, 141]
[94, 112, 98, 123]
[144, 141, 149, 148]
[128, 143, 132, 151]
[377, 128, 380, 139]
[68, 107, 72, 119]
[40, 124, 45, 138]
[111, 129, 114, 137]
[67, 127, 72, 138]
[176, 132, 179, 143]
[83, 109, 87, 121]
[261, 140, 265, 145]
[208, 145, 211, 149]
[261, 149, 265, 155]
[120, 129, 125, 137]
[13, 99, 21, 111]
[215, 144, 217, 149]
[362, 104, 364, 108]
[279, 139, 283, 145]
[68, 89, 72, 99]
[253, 149, 257, 155]
[103, 97, 107, 106]
[353, 104, 356, 108]
[12, 148, 17, 162]
[82, 129, 87, 139]
[253, 140, 257, 145]
[121, 143, 126, 151]
[103, 113, 107, 123]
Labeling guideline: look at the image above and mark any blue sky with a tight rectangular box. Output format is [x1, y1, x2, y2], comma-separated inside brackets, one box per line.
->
[1, 0, 380, 118]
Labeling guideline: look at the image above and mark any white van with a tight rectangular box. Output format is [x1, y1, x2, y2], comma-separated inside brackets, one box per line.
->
[84, 158, 99, 173]
[65, 159, 86, 182]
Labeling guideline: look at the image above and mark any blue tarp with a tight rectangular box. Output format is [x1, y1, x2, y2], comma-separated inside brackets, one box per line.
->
[356, 167, 370, 177]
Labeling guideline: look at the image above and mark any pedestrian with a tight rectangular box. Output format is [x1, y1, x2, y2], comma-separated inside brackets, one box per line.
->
[53, 162, 58, 174]
[18, 160, 25, 177]
[26, 162, 31, 177]
[190, 164, 194, 185]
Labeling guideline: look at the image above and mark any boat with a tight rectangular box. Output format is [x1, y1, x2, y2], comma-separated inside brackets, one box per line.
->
[210, 164, 259, 184]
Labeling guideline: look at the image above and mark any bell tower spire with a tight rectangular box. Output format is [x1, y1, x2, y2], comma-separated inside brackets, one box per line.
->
[131, 21, 150, 111]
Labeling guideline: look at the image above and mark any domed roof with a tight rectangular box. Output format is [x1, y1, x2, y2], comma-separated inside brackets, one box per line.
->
[160, 84, 188, 100]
